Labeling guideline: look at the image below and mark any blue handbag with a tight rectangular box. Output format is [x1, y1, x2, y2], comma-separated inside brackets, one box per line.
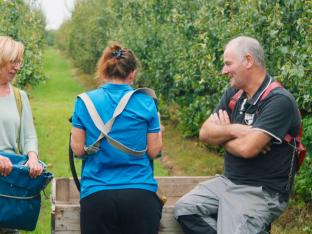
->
[0, 152, 53, 231]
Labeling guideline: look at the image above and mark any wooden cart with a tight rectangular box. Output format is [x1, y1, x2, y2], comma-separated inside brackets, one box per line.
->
[51, 176, 211, 234]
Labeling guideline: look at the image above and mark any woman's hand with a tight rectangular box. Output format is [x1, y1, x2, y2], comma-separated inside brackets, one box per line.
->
[25, 152, 43, 178]
[0, 155, 13, 176]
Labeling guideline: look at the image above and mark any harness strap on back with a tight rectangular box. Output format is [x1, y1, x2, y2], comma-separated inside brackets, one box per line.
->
[78, 88, 157, 157]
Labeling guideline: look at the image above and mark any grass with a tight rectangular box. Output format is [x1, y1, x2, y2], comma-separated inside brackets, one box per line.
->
[160, 122, 223, 176]
[22, 47, 85, 234]
[272, 200, 312, 234]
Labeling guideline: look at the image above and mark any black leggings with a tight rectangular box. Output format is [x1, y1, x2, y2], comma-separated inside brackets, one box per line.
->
[80, 189, 163, 234]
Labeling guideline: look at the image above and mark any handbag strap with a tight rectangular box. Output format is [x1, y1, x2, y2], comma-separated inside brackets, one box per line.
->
[78, 88, 157, 156]
[13, 86, 23, 154]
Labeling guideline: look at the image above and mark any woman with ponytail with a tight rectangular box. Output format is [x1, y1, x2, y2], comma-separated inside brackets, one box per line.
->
[70, 43, 163, 234]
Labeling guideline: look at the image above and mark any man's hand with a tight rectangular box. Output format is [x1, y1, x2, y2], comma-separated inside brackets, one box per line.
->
[209, 110, 251, 138]
[0, 155, 13, 176]
[208, 110, 231, 125]
[25, 152, 43, 178]
[218, 110, 231, 125]
[200, 110, 251, 145]
[261, 142, 272, 154]
[208, 113, 221, 124]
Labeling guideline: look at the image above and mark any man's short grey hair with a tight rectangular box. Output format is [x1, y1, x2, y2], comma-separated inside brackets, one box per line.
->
[225, 36, 265, 67]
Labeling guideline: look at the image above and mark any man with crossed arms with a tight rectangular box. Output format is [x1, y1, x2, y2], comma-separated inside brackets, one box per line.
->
[174, 36, 300, 234]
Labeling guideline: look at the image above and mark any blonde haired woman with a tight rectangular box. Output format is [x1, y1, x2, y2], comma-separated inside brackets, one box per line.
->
[0, 36, 43, 234]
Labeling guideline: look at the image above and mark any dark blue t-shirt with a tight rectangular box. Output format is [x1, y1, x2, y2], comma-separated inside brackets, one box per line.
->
[72, 83, 160, 199]
[215, 75, 300, 199]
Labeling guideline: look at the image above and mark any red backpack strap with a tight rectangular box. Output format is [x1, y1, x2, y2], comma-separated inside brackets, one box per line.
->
[263, 81, 306, 170]
[228, 89, 244, 111]
[284, 111, 306, 170]
[259, 80, 283, 101]
[228, 81, 282, 111]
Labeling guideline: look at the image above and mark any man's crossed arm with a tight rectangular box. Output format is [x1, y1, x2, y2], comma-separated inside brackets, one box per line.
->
[199, 110, 272, 158]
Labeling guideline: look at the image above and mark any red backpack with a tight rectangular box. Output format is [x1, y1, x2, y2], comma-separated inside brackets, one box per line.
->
[228, 81, 306, 171]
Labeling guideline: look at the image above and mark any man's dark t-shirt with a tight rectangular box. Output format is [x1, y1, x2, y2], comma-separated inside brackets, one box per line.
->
[215, 75, 300, 200]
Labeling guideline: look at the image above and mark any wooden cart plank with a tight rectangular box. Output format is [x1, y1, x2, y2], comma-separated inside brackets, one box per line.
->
[52, 176, 211, 233]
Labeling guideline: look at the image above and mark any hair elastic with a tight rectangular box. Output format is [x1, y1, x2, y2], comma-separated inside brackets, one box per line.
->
[112, 49, 123, 59]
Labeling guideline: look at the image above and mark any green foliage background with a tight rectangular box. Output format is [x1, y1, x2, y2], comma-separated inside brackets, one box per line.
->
[56, 0, 311, 132]
[0, 0, 46, 88]
[0, 0, 310, 231]
[56, 0, 312, 201]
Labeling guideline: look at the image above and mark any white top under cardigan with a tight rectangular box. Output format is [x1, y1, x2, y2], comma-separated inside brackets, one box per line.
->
[0, 84, 38, 155]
